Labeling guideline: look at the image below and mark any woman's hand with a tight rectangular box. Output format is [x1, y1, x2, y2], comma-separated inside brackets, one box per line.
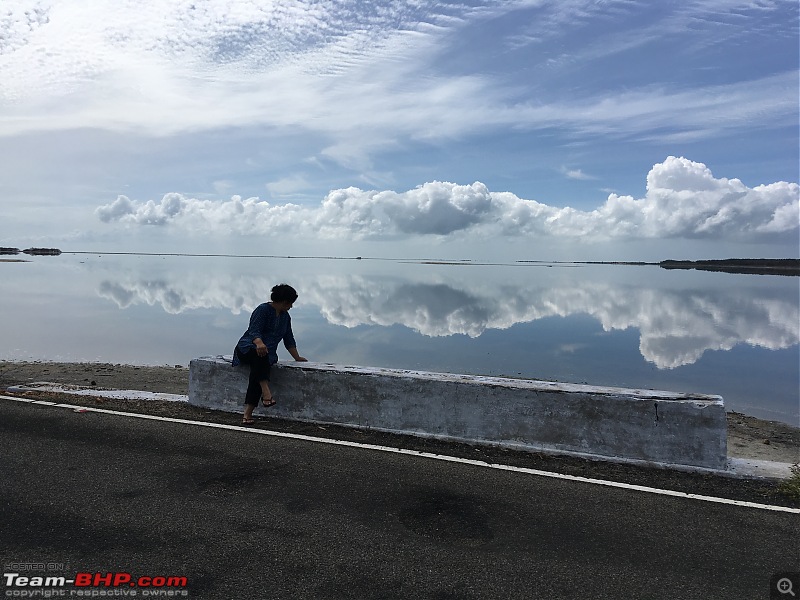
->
[288, 347, 307, 362]
[254, 340, 268, 357]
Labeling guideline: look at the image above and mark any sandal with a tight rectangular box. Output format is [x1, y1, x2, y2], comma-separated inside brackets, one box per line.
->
[261, 396, 276, 408]
[241, 417, 256, 425]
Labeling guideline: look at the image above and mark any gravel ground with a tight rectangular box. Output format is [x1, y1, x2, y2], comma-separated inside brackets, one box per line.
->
[1, 360, 799, 508]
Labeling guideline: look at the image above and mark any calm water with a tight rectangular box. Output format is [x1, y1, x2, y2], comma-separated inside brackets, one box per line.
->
[1, 253, 798, 425]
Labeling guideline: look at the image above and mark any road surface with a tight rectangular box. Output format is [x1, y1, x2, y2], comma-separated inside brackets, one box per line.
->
[1, 397, 797, 599]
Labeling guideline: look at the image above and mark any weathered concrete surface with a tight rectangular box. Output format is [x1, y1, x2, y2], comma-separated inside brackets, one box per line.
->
[189, 356, 727, 470]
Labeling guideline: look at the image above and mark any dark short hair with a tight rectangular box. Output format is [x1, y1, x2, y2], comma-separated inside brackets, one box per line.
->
[271, 284, 298, 303]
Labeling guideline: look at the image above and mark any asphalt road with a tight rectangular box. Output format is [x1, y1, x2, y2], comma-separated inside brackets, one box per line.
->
[1, 398, 798, 600]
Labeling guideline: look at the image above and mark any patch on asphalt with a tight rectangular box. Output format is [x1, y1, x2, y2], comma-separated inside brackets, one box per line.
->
[399, 486, 494, 544]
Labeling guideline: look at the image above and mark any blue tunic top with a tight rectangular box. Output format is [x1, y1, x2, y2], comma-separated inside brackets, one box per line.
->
[232, 302, 296, 366]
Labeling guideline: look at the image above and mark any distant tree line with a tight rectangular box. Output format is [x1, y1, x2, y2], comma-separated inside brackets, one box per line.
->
[660, 258, 799, 276]
[0, 247, 62, 255]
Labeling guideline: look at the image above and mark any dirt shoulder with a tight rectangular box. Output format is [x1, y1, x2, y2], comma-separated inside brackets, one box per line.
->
[0, 361, 190, 394]
[1, 360, 797, 465]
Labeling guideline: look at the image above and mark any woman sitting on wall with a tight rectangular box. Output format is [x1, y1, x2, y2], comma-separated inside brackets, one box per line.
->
[232, 283, 307, 425]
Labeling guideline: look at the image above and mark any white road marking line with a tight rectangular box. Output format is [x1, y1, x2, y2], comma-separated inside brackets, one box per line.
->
[2, 394, 798, 514]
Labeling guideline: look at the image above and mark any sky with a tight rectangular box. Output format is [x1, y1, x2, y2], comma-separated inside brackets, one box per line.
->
[0, 0, 798, 260]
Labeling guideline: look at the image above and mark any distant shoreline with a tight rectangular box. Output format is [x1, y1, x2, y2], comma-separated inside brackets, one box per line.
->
[2, 248, 798, 275]
[516, 258, 800, 275]
[658, 258, 800, 276]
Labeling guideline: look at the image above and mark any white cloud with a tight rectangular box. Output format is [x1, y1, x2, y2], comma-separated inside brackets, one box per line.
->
[0, 0, 487, 141]
[0, 0, 795, 150]
[266, 175, 312, 198]
[95, 157, 799, 241]
[561, 167, 595, 180]
[212, 180, 235, 195]
[525, 72, 798, 142]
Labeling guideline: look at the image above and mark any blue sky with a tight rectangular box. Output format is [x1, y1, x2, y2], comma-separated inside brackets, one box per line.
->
[0, 0, 797, 260]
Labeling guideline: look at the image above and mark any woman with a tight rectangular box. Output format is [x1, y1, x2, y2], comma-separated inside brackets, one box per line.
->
[232, 283, 307, 424]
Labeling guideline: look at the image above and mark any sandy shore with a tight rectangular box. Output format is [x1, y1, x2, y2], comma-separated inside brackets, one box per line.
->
[1, 360, 798, 465]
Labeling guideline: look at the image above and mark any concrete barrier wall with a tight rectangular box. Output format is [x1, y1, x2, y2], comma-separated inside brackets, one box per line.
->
[189, 356, 728, 470]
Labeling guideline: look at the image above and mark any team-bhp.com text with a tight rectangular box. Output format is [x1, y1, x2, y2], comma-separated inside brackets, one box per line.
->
[4, 573, 187, 597]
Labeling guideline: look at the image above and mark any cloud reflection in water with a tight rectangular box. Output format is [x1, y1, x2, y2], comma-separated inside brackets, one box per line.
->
[97, 268, 798, 370]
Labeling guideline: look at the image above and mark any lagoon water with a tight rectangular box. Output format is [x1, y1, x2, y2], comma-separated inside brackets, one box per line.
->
[1, 253, 798, 425]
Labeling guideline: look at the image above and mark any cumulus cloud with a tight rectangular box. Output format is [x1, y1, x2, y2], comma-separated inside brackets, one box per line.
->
[96, 157, 799, 241]
[96, 192, 306, 230]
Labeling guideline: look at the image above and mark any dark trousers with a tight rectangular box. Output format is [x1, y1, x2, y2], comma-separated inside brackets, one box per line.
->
[235, 348, 272, 406]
